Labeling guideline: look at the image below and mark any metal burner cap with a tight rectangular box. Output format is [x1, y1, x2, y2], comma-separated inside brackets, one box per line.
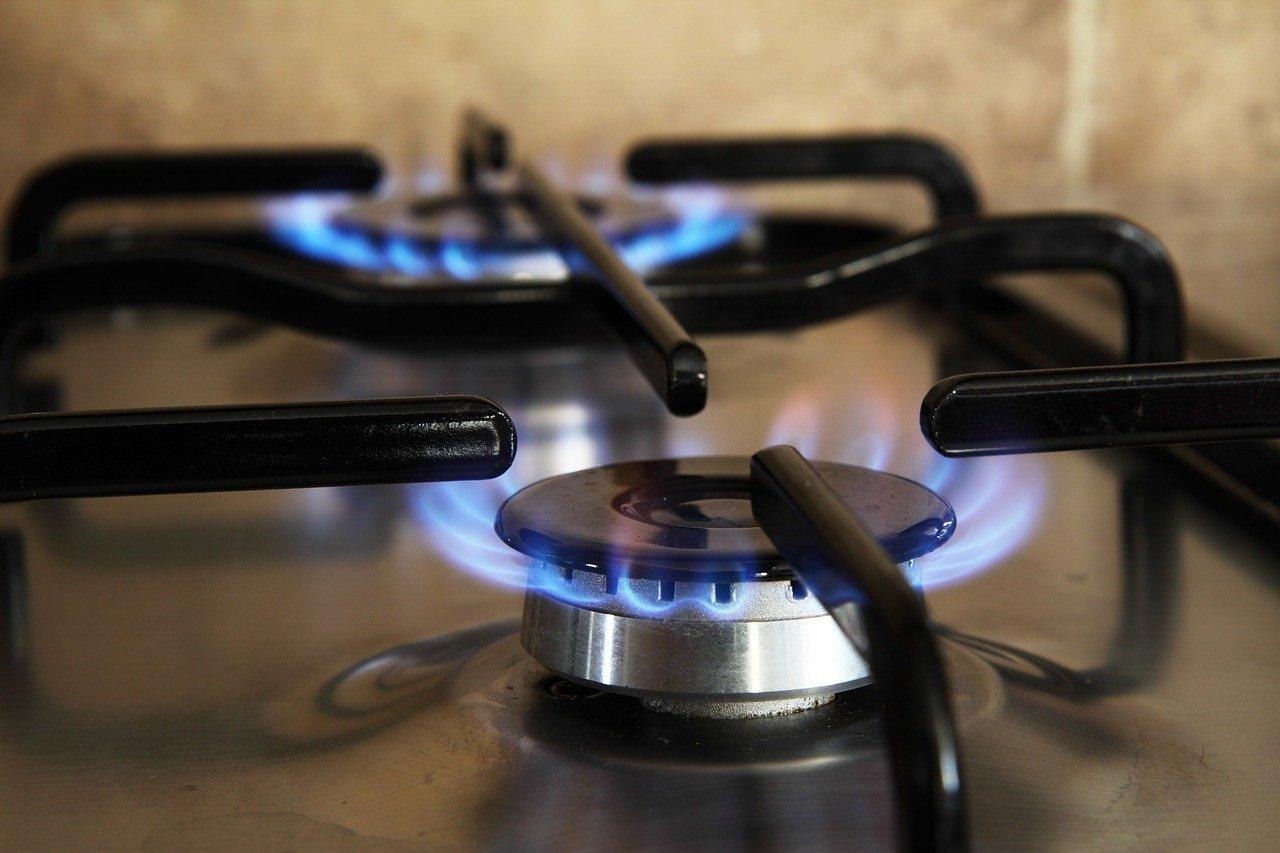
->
[496, 456, 954, 577]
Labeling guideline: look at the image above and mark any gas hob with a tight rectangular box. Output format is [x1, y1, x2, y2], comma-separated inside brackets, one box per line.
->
[1, 111, 1278, 851]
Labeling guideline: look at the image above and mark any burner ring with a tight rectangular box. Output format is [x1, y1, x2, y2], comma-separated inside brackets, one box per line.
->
[496, 456, 955, 578]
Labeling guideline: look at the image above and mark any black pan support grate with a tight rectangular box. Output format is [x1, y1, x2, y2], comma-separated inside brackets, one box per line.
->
[5, 108, 1280, 853]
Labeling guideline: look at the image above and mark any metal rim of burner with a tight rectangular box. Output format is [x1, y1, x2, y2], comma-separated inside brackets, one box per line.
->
[497, 456, 955, 718]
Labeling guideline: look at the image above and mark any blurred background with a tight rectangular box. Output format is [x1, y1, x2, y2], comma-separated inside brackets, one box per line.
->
[0, 0, 1276, 351]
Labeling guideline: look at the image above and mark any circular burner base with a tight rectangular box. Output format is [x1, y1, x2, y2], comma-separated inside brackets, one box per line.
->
[521, 574, 873, 708]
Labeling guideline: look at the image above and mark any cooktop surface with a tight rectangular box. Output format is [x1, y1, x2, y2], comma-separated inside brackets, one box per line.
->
[2, 297, 1275, 850]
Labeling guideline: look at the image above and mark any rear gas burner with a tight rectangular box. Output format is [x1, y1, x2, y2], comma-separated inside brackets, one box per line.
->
[269, 190, 752, 281]
[496, 456, 955, 718]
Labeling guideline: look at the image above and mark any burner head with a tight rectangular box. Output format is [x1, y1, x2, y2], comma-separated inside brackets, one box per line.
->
[497, 457, 955, 717]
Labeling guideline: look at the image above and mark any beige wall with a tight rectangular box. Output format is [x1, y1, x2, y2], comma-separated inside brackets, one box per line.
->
[0, 0, 1276, 351]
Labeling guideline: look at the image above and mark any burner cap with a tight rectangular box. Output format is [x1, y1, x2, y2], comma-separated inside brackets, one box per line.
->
[496, 456, 954, 577]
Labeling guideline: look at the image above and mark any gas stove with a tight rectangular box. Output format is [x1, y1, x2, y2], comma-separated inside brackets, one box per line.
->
[1, 111, 1278, 851]
[503, 456, 954, 719]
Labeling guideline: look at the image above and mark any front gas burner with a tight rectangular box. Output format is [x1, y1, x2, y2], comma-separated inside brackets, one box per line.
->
[496, 456, 955, 718]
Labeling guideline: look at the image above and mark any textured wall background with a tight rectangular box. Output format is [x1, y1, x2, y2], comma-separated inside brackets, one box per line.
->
[0, 0, 1276, 350]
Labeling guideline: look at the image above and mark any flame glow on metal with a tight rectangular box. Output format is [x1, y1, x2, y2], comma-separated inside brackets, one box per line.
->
[761, 386, 1047, 590]
[408, 400, 754, 616]
[410, 383, 1045, 600]
[388, 169, 1045, 596]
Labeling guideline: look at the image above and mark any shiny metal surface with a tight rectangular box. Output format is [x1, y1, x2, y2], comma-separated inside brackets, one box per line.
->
[496, 456, 955, 572]
[1, 302, 1278, 849]
[521, 577, 871, 709]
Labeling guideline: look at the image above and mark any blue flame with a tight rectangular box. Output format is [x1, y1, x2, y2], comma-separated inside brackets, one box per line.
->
[765, 389, 896, 472]
[530, 560, 754, 620]
[913, 454, 1047, 590]
[409, 476, 755, 617]
[409, 400, 761, 614]
[266, 185, 750, 279]
[762, 386, 1046, 590]
[410, 472, 528, 588]
[409, 401, 607, 590]
[410, 386, 1046, 601]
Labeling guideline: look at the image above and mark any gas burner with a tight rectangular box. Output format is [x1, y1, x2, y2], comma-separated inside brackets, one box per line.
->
[496, 456, 955, 718]
[269, 189, 751, 281]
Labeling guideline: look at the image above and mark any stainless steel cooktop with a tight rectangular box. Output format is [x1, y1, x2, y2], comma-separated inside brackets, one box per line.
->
[3, 299, 1276, 849]
[3, 112, 1279, 850]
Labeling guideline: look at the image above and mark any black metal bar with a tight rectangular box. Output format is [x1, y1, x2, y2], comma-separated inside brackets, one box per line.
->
[0, 212, 1180, 358]
[0, 319, 57, 415]
[654, 213, 1181, 362]
[0, 531, 24, 676]
[0, 213, 1180, 425]
[750, 445, 965, 853]
[939, 468, 1180, 696]
[6, 148, 383, 264]
[0, 241, 606, 417]
[626, 134, 981, 221]
[0, 395, 515, 503]
[459, 109, 510, 190]
[0, 213, 1180, 433]
[953, 284, 1280, 532]
[518, 162, 708, 416]
[921, 357, 1280, 456]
